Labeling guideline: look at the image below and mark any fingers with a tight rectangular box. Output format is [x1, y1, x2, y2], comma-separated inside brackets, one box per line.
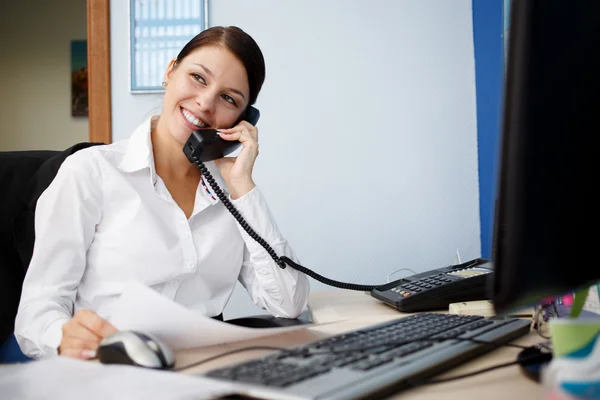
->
[59, 348, 88, 359]
[217, 121, 258, 143]
[59, 309, 118, 360]
[59, 336, 99, 359]
[76, 309, 118, 338]
[60, 348, 97, 360]
[64, 320, 102, 343]
[59, 321, 100, 360]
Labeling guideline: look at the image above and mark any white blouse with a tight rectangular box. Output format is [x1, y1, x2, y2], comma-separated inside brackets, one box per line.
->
[15, 117, 310, 358]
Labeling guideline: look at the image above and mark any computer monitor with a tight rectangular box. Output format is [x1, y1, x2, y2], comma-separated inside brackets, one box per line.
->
[491, 0, 599, 315]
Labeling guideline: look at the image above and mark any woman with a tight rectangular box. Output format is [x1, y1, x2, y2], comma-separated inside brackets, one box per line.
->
[15, 26, 310, 360]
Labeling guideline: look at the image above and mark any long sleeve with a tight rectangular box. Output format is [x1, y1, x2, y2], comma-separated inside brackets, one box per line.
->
[232, 187, 310, 318]
[14, 152, 102, 358]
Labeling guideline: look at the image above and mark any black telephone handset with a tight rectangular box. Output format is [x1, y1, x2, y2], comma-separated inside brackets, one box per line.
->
[183, 107, 494, 310]
[183, 105, 260, 163]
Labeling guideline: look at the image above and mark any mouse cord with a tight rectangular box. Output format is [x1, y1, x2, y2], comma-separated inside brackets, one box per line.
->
[405, 338, 545, 387]
[406, 359, 524, 386]
[172, 346, 287, 372]
[407, 348, 553, 386]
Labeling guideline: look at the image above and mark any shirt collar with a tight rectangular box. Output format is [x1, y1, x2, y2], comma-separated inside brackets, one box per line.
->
[117, 116, 230, 200]
[118, 116, 156, 175]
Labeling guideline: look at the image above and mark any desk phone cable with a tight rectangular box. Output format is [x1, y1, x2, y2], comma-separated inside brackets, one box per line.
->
[191, 155, 480, 293]
[191, 156, 385, 291]
[185, 147, 546, 387]
[171, 335, 541, 386]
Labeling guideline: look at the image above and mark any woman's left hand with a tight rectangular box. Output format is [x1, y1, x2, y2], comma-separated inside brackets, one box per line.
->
[214, 121, 259, 199]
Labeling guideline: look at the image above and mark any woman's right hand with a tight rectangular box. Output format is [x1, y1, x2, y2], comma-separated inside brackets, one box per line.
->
[58, 309, 118, 360]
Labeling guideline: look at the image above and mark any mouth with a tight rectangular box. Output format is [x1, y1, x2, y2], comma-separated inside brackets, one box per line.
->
[180, 107, 209, 129]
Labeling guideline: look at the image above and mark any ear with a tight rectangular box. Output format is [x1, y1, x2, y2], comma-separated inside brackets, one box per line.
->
[163, 59, 177, 84]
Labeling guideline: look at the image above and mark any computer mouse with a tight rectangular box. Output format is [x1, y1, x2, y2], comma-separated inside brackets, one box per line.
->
[516, 344, 553, 382]
[97, 330, 175, 369]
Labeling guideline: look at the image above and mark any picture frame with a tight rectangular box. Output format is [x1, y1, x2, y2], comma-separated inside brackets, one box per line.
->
[129, 0, 209, 93]
[71, 40, 89, 117]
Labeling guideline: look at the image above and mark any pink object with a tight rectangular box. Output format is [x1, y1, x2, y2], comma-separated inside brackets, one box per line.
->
[561, 293, 574, 306]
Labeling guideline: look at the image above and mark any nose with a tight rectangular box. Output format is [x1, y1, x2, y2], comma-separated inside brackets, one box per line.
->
[195, 90, 216, 114]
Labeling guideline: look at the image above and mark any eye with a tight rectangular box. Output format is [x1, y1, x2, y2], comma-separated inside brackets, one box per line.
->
[221, 94, 237, 106]
[191, 73, 206, 84]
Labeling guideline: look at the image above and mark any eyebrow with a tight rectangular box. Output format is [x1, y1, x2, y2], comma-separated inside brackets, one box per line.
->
[193, 63, 247, 101]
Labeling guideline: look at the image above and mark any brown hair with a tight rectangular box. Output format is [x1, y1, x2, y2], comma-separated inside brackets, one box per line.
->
[175, 26, 266, 106]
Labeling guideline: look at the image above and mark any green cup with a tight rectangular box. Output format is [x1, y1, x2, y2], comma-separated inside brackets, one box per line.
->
[549, 319, 600, 358]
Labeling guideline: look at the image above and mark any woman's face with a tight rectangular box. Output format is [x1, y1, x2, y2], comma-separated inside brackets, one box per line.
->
[161, 45, 250, 144]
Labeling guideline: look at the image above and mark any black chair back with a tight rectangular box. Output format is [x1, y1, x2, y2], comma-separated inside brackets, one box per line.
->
[0, 143, 103, 345]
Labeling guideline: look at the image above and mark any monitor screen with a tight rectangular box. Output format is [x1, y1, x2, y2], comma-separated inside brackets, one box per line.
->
[491, 0, 599, 315]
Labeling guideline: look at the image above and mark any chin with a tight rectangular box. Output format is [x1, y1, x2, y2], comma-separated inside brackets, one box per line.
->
[174, 132, 193, 146]
[167, 125, 194, 146]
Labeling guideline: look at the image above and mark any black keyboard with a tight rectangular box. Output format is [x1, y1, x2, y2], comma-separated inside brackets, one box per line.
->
[204, 313, 531, 400]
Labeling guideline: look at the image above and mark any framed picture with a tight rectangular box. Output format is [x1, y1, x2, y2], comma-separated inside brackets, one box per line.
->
[129, 0, 208, 93]
[71, 40, 88, 117]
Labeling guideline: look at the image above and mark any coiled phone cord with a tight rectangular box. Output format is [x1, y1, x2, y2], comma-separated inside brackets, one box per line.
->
[191, 156, 399, 292]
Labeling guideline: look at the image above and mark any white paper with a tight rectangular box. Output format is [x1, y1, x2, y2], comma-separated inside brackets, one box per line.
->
[0, 357, 235, 400]
[110, 281, 314, 350]
[583, 284, 600, 315]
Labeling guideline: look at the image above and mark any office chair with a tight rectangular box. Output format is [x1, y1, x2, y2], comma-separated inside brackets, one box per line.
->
[0, 143, 103, 363]
[0, 142, 308, 363]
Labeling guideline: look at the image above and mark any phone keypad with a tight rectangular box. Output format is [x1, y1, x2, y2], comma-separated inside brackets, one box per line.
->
[390, 274, 455, 297]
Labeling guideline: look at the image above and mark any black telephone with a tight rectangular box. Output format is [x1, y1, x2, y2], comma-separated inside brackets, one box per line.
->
[370, 258, 493, 312]
[183, 106, 494, 312]
[184, 106, 260, 163]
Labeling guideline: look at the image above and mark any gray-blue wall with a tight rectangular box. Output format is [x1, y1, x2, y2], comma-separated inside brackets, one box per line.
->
[110, 0, 486, 318]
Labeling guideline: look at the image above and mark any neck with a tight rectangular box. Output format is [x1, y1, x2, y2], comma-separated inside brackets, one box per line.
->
[151, 117, 199, 180]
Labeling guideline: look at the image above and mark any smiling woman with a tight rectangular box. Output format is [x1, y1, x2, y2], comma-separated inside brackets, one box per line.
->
[14, 26, 310, 361]
[160, 46, 249, 141]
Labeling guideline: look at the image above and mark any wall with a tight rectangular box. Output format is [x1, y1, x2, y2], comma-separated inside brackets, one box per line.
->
[0, 0, 88, 151]
[110, 0, 481, 318]
[504, 0, 511, 58]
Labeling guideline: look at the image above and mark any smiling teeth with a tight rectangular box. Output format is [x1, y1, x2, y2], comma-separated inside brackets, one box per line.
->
[182, 108, 207, 128]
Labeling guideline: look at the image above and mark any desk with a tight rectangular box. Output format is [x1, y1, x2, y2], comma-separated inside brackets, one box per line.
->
[176, 289, 547, 399]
